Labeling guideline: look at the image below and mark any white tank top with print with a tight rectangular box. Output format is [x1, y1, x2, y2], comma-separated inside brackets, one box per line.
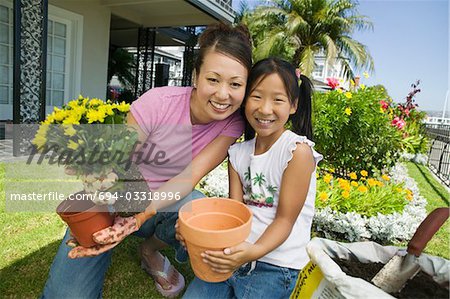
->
[228, 130, 323, 270]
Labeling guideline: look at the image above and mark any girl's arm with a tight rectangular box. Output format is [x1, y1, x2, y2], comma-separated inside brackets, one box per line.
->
[202, 143, 315, 272]
[250, 143, 315, 259]
[228, 162, 244, 202]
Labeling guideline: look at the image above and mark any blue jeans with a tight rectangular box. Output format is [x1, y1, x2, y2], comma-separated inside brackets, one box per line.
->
[41, 190, 205, 299]
[183, 261, 299, 299]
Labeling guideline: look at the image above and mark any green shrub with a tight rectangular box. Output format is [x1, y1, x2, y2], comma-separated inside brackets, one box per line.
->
[313, 86, 402, 176]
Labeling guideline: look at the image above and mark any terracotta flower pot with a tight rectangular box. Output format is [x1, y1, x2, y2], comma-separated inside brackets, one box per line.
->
[57, 193, 114, 247]
[179, 197, 252, 282]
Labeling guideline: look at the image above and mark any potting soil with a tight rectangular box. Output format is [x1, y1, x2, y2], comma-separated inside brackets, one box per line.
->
[332, 258, 449, 299]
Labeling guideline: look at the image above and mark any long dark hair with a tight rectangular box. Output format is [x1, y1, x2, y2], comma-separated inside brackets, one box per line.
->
[194, 23, 253, 76]
[242, 57, 314, 140]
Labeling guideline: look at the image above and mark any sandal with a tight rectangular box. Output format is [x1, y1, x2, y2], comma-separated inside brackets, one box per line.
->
[140, 251, 185, 298]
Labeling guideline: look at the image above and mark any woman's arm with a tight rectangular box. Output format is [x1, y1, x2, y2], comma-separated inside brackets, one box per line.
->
[150, 134, 240, 211]
[126, 112, 148, 151]
[228, 162, 244, 202]
[128, 111, 239, 211]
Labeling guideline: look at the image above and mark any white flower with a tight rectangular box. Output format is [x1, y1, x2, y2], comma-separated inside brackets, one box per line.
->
[313, 162, 427, 243]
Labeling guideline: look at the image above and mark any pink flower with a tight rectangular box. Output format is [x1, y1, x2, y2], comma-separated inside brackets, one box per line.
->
[379, 100, 389, 110]
[404, 109, 410, 116]
[326, 77, 339, 90]
[391, 117, 406, 130]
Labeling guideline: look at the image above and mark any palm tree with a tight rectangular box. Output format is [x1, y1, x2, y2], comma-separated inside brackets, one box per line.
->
[108, 46, 136, 89]
[242, 0, 374, 79]
[252, 173, 266, 187]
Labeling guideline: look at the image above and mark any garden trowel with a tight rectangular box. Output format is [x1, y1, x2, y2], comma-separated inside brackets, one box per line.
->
[371, 207, 449, 294]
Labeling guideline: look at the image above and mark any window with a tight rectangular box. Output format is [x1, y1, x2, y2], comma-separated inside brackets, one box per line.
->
[46, 19, 68, 107]
[313, 64, 324, 78]
[0, 3, 12, 106]
[0, 0, 82, 119]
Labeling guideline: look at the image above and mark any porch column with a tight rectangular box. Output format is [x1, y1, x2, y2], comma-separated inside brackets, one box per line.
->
[13, 0, 48, 155]
[182, 26, 197, 87]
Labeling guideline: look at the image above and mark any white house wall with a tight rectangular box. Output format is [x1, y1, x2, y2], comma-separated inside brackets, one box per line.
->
[51, 0, 111, 100]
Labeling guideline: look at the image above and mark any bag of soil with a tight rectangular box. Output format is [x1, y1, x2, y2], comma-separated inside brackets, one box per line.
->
[290, 237, 449, 299]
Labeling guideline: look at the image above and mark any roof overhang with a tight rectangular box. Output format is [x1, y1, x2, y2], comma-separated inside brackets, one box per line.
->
[102, 0, 234, 27]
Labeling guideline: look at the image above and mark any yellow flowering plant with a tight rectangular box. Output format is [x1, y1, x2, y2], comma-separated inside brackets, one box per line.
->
[315, 170, 411, 217]
[32, 96, 139, 192]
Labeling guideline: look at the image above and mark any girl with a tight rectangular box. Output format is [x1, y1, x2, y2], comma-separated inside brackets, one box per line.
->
[42, 23, 252, 298]
[182, 57, 323, 298]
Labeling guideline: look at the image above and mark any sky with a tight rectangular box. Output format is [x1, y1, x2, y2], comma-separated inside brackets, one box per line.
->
[233, 0, 449, 113]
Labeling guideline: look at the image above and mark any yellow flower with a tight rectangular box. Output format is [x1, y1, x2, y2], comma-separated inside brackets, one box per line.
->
[406, 194, 413, 201]
[68, 100, 81, 109]
[351, 181, 358, 187]
[100, 104, 114, 116]
[380, 107, 385, 113]
[53, 109, 68, 122]
[115, 101, 130, 113]
[86, 109, 107, 123]
[396, 187, 403, 193]
[64, 125, 76, 136]
[363, 72, 369, 79]
[89, 98, 104, 107]
[67, 140, 79, 150]
[32, 124, 49, 148]
[360, 84, 366, 90]
[319, 192, 328, 201]
[62, 110, 82, 125]
[381, 174, 390, 181]
[345, 107, 352, 115]
[360, 170, 368, 177]
[367, 178, 377, 187]
[345, 92, 352, 99]
[342, 190, 350, 198]
[349, 172, 357, 180]
[323, 173, 333, 184]
[337, 88, 344, 94]
[350, 79, 355, 86]
[358, 186, 368, 193]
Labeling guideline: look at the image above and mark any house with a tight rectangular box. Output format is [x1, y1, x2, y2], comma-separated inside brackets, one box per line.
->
[1, 0, 235, 129]
[311, 50, 351, 91]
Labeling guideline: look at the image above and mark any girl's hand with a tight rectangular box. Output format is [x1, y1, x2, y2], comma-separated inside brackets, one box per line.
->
[174, 220, 186, 249]
[201, 242, 255, 273]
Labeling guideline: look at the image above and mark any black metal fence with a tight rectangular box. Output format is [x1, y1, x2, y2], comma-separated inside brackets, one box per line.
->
[425, 124, 450, 187]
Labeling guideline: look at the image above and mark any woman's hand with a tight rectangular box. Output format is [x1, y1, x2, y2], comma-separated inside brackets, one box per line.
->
[201, 242, 256, 274]
[67, 208, 156, 258]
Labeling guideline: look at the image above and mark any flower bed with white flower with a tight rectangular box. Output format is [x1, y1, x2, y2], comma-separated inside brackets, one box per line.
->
[198, 161, 427, 244]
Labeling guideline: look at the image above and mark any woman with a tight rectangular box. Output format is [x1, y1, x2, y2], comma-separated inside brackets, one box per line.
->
[41, 23, 252, 298]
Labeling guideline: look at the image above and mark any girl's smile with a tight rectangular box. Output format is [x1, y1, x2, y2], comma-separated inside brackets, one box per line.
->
[245, 73, 297, 143]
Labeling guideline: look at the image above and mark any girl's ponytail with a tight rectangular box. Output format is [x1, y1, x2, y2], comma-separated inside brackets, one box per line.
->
[291, 74, 313, 140]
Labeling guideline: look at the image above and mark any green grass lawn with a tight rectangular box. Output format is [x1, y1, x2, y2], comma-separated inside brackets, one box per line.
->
[405, 162, 449, 259]
[0, 162, 191, 298]
[1, 161, 449, 297]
